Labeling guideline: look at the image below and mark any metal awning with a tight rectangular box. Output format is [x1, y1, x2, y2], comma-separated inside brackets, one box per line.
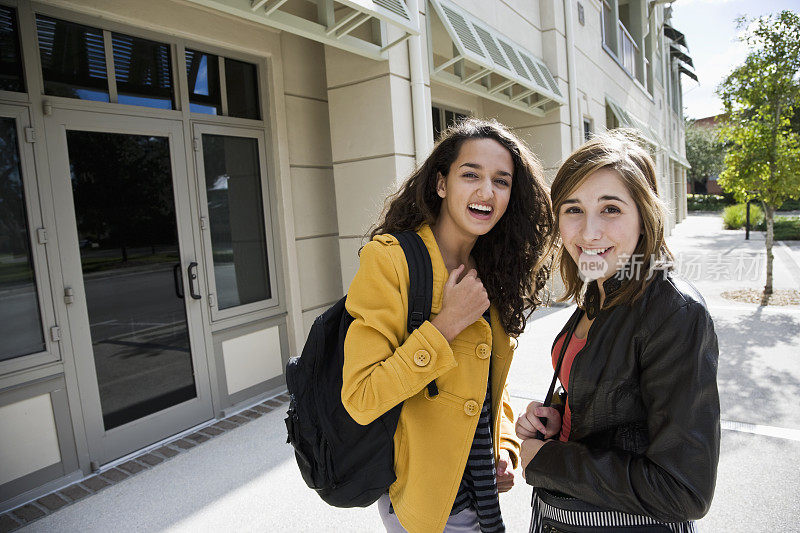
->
[669, 42, 697, 82]
[663, 24, 687, 47]
[669, 44, 693, 68]
[184, 0, 419, 61]
[427, 0, 565, 116]
[678, 64, 698, 82]
[670, 150, 691, 168]
[669, 43, 697, 82]
[606, 97, 660, 147]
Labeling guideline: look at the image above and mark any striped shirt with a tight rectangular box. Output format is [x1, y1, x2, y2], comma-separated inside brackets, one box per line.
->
[529, 489, 697, 533]
[451, 310, 504, 532]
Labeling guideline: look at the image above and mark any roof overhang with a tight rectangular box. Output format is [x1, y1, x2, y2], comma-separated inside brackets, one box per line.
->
[427, 0, 565, 116]
[605, 96, 661, 148]
[184, 0, 419, 61]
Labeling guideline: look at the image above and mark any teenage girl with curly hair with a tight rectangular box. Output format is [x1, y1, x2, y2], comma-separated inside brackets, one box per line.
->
[342, 118, 553, 532]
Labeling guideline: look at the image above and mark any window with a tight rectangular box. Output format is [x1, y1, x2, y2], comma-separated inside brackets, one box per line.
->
[186, 50, 260, 120]
[200, 134, 271, 309]
[583, 118, 593, 142]
[601, 0, 615, 52]
[600, 0, 647, 89]
[0, 6, 24, 92]
[186, 49, 221, 115]
[112, 33, 174, 109]
[225, 58, 259, 120]
[606, 105, 619, 130]
[432, 105, 468, 141]
[36, 14, 176, 108]
[36, 15, 109, 101]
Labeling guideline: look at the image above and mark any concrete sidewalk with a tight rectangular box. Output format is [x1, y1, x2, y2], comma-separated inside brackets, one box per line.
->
[8, 214, 800, 533]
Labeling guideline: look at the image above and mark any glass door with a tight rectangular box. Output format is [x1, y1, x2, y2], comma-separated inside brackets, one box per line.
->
[46, 109, 213, 465]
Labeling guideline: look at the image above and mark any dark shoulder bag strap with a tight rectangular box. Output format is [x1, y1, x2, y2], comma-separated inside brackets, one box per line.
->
[535, 309, 583, 439]
[393, 231, 439, 398]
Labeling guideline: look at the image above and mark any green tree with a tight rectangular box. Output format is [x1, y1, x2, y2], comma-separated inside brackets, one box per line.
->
[717, 10, 800, 295]
[685, 119, 725, 186]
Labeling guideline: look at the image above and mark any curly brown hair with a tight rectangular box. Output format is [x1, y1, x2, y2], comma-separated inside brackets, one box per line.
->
[369, 118, 553, 336]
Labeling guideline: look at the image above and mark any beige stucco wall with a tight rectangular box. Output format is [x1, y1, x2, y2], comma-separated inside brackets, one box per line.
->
[280, 33, 342, 338]
[325, 21, 421, 292]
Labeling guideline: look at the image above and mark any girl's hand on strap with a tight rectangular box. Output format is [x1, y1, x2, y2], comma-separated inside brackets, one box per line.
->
[431, 265, 490, 342]
[516, 401, 562, 439]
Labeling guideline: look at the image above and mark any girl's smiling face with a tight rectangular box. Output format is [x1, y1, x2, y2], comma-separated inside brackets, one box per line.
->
[558, 167, 642, 281]
[435, 138, 513, 239]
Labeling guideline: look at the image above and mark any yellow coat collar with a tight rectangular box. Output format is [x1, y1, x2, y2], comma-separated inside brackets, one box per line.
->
[416, 224, 511, 356]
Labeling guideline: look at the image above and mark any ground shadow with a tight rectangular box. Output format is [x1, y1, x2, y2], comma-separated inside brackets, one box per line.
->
[712, 308, 800, 452]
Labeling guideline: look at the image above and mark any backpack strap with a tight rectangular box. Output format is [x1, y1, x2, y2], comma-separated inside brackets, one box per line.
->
[393, 231, 438, 398]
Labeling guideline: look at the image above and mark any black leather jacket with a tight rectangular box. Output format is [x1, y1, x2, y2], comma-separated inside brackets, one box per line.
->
[525, 272, 720, 523]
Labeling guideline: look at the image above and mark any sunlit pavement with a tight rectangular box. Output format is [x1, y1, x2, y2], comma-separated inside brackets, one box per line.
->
[17, 214, 800, 532]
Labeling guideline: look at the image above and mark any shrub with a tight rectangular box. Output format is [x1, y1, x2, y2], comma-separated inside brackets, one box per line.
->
[778, 198, 800, 211]
[723, 203, 764, 229]
[687, 194, 735, 212]
[686, 194, 734, 211]
[773, 217, 800, 240]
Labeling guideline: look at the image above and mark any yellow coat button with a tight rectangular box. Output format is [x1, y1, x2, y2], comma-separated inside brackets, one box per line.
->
[413, 350, 430, 367]
[475, 343, 491, 359]
[464, 400, 480, 416]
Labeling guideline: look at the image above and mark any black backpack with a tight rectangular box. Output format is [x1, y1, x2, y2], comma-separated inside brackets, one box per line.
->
[284, 231, 438, 508]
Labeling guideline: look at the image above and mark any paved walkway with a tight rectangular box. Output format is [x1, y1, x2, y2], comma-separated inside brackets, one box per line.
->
[6, 214, 800, 532]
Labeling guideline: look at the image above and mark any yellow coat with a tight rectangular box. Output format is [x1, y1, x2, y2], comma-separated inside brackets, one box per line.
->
[342, 224, 521, 533]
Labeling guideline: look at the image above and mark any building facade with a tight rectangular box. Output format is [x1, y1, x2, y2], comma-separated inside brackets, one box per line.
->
[0, 0, 693, 509]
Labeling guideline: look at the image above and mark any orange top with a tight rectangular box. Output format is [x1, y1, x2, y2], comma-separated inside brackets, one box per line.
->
[551, 332, 587, 442]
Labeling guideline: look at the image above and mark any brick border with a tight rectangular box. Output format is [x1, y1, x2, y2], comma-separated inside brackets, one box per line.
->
[0, 393, 290, 533]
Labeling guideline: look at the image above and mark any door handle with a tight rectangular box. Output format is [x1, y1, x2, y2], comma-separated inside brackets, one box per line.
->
[187, 261, 202, 300]
[173, 263, 184, 299]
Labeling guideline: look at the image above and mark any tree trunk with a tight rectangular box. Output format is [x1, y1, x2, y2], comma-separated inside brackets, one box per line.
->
[764, 100, 780, 297]
[764, 203, 775, 295]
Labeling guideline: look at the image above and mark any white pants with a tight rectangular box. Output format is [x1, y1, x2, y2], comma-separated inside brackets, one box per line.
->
[377, 493, 480, 533]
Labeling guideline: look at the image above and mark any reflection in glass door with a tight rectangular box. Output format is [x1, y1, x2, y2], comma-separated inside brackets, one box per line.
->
[193, 126, 277, 321]
[66, 131, 196, 430]
[0, 116, 46, 362]
[201, 134, 271, 310]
